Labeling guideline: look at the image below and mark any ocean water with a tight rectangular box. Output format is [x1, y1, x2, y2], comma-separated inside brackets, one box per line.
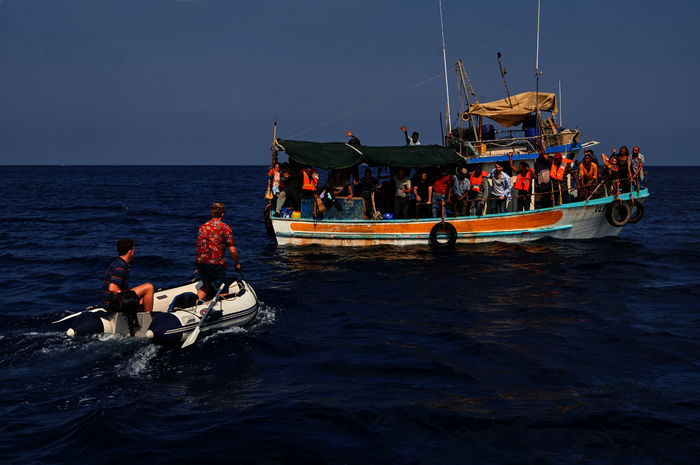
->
[1, 165, 698, 465]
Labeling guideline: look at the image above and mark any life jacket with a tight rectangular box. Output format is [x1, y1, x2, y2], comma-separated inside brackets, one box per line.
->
[302, 168, 319, 191]
[469, 171, 487, 192]
[514, 169, 533, 191]
[550, 158, 573, 181]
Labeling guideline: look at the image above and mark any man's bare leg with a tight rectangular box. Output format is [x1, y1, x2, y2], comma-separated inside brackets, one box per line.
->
[132, 283, 154, 312]
[196, 286, 209, 301]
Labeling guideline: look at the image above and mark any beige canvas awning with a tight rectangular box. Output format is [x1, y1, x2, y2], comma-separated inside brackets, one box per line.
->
[468, 92, 558, 127]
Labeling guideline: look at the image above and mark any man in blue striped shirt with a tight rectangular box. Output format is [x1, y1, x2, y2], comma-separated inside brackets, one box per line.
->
[102, 238, 154, 312]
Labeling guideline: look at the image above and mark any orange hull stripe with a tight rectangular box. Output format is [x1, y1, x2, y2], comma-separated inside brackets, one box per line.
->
[289, 210, 563, 234]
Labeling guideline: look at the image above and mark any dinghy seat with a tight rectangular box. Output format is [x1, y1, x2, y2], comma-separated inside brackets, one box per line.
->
[168, 292, 198, 312]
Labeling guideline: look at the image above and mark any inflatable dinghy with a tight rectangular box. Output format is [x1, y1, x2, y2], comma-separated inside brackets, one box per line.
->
[54, 279, 258, 345]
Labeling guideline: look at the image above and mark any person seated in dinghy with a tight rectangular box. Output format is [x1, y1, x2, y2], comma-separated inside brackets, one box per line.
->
[195, 202, 242, 300]
[101, 238, 154, 312]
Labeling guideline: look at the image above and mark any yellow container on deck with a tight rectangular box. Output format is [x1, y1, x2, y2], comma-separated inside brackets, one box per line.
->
[291, 211, 301, 219]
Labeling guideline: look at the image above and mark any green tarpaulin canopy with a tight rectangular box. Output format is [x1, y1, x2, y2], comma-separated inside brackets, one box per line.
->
[277, 140, 475, 169]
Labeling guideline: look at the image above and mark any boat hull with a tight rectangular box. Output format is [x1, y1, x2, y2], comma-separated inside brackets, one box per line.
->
[271, 190, 648, 246]
[60, 279, 259, 344]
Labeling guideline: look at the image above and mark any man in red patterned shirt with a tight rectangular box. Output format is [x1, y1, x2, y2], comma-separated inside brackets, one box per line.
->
[195, 202, 241, 300]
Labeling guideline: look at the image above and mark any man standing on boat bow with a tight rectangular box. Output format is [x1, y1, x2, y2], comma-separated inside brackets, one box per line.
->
[195, 202, 241, 300]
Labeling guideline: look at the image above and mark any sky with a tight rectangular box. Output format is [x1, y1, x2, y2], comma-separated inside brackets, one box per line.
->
[1, 0, 699, 165]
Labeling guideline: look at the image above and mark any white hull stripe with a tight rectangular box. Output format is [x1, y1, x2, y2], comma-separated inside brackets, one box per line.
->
[163, 304, 258, 336]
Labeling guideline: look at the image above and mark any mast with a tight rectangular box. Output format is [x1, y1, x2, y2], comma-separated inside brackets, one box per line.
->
[535, 0, 543, 138]
[439, 0, 452, 135]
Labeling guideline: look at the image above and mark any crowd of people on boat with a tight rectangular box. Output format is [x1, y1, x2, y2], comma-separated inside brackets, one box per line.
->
[266, 129, 645, 221]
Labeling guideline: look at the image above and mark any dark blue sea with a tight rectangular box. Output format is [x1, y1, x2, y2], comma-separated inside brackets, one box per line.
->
[1, 165, 698, 465]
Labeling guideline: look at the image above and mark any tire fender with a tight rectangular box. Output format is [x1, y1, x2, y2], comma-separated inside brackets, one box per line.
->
[626, 201, 644, 224]
[605, 201, 631, 227]
[429, 222, 458, 247]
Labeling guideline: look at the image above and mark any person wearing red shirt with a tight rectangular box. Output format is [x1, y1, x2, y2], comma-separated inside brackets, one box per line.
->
[431, 168, 453, 218]
[195, 202, 241, 300]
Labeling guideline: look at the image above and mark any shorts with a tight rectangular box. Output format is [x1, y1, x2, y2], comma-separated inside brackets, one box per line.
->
[195, 262, 229, 295]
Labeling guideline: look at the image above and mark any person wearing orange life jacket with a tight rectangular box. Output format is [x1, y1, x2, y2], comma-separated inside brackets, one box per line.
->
[301, 166, 320, 197]
[550, 153, 574, 206]
[509, 153, 535, 211]
[467, 164, 489, 216]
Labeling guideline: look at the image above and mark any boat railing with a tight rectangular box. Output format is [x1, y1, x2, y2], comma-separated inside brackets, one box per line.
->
[450, 129, 580, 158]
[477, 170, 647, 216]
[427, 169, 648, 218]
[266, 167, 647, 221]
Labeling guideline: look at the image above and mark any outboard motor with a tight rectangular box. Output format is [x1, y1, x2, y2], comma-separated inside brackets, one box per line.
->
[110, 290, 140, 336]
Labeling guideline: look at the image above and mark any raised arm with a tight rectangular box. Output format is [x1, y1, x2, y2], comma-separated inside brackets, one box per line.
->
[508, 152, 517, 172]
[401, 126, 410, 145]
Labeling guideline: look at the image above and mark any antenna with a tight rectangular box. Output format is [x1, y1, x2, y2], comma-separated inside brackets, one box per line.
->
[497, 52, 513, 108]
[439, 0, 451, 133]
[536, 0, 541, 74]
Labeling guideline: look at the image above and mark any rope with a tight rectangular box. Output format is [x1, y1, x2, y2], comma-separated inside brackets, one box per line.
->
[284, 73, 443, 139]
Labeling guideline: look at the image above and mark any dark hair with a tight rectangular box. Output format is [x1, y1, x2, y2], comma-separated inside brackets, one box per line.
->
[210, 202, 225, 218]
[117, 238, 134, 256]
[619, 146, 629, 156]
[585, 149, 594, 155]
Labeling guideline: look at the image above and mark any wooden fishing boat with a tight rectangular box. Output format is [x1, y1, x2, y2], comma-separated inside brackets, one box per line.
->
[265, 128, 648, 247]
[53, 279, 259, 345]
[269, 190, 647, 247]
[264, 7, 649, 247]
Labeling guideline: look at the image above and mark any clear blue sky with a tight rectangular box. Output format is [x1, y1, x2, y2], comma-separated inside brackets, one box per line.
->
[1, 0, 698, 165]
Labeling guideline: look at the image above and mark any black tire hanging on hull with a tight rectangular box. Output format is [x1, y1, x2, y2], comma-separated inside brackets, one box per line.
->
[429, 222, 458, 247]
[605, 201, 631, 227]
[626, 201, 644, 224]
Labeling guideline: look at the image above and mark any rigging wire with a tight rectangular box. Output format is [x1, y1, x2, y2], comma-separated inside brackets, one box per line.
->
[284, 73, 443, 140]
